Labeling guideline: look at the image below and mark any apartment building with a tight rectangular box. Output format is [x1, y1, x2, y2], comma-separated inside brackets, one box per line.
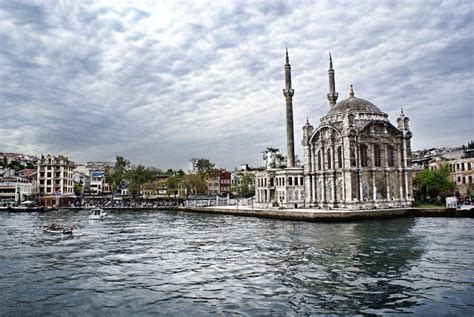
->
[37, 155, 75, 195]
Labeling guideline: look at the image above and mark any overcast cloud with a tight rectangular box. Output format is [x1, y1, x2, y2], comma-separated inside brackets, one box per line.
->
[1, 0, 473, 170]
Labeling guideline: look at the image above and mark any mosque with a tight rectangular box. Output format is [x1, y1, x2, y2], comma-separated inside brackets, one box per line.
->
[255, 50, 413, 210]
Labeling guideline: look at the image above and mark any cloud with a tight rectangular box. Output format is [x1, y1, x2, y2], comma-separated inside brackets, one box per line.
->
[1, 0, 472, 170]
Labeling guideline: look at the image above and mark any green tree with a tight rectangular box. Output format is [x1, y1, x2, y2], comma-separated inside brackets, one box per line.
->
[8, 160, 25, 171]
[262, 147, 287, 168]
[191, 158, 215, 176]
[165, 173, 184, 197]
[182, 173, 208, 196]
[231, 172, 255, 197]
[74, 183, 83, 196]
[126, 165, 157, 198]
[105, 156, 130, 194]
[413, 163, 456, 201]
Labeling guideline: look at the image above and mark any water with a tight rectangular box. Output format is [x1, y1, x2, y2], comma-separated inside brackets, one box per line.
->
[1, 210, 473, 316]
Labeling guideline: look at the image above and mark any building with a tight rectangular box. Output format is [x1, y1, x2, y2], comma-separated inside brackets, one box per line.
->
[302, 55, 413, 209]
[256, 50, 414, 210]
[207, 170, 231, 195]
[37, 155, 75, 196]
[231, 164, 260, 196]
[86, 161, 114, 195]
[0, 176, 34, 205]
[412, 148, 473, 195]
[449, 158, 474, 194]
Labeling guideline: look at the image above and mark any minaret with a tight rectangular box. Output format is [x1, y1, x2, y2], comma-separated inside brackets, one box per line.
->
[283, 48, 295, 168]
[327, 53, 338, 106]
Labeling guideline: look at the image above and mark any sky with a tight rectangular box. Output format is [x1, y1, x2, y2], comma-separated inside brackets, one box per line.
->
[1, 0, 473, 171]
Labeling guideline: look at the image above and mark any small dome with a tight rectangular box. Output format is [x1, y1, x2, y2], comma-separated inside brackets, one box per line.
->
[327, 96, 382, 115]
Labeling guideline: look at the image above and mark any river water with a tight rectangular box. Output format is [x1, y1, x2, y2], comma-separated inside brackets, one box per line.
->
[1, 209, 473, 316]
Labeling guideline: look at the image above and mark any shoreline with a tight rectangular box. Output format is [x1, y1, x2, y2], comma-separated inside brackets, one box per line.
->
[64, 205, 473, 222]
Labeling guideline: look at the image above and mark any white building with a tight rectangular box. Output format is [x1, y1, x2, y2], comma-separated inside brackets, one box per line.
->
[37, 155, 75, 196]
[0, 176, 34, 205]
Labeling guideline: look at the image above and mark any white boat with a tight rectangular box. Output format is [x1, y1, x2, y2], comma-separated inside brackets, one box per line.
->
[88, 208, 107, 220]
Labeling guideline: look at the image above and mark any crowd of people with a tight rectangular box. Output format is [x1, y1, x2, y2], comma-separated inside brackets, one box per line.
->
[457, 194, 472, 207]
[71, 198, 180, 209]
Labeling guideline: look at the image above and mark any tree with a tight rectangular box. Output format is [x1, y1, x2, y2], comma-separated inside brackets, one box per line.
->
[182, 173, 208, 196]
[413, 163, 456, 201]
[126, 165, 157, 198]
[105, 156, 130, 194]
[74, 183, 83, 196]
[231, 172, 255, 197]
[7, 160, 25, 171]
[165, 173, 184, 197]
[191, 158, 215, 175]
[262, 147, 287, 168]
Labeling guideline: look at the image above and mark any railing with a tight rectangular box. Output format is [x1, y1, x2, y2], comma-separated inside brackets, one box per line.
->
[185, 196, 254, 208]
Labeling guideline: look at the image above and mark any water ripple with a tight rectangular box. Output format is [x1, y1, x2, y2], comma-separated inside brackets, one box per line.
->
[0, 210, 473, 315]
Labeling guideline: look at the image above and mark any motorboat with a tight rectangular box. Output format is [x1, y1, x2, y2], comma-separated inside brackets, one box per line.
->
[88, 208, 107, 220]
[43, 224, 73, 235]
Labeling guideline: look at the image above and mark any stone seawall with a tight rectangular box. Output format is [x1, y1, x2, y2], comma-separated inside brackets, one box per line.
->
[177, 207, 473, 222]
[67, 206, 472, 222]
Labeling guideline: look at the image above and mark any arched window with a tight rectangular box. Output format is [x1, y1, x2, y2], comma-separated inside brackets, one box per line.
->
[374, 144, 381, 167]
[318, 150, 322, 170]
[387, 145, 395, 167]
[288, 177, 292, 186]
[294, 177, 298, 186]
[350, 148, 356, 167]
[327, 148, 332, 169]
[337, 146, 342, 168]
[300, 177, 303, 185]
[360, 144, 368, 167]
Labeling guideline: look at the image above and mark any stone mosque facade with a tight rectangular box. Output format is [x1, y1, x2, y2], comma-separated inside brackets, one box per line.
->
[255, 51, 413, 210]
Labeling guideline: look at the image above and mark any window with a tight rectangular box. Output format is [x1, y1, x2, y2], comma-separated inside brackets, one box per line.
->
[387, 145, 395, 167]
[337, 146, 342, 168]
[318, 151, 322, 170]
[300, 177, 303, 185]
[374, 144, 381, 167]
[458, 176, 461, 182]
[289, 177, 292, 186]
[327, 148, 332, 169]
[350, 148, 356, 167]
[295, 177, 298, 186]
[360, 144, 368, 167]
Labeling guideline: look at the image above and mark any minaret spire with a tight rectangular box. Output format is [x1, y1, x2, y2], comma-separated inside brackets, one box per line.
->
[283, 48, 295, 168]
[327, 52, 338, 106]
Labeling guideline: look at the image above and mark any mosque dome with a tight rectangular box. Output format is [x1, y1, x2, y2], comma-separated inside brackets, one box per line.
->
[327, 85, 382, 115]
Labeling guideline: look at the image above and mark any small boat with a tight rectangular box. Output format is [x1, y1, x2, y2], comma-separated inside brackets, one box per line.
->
[43, 224, 73, 235]
[88, 208, 107, 220]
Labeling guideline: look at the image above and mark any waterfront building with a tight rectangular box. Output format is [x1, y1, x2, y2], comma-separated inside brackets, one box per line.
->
[86, 161, 114, 195]
[0, 176, 34, 205]
[207, 170, 231, 195]
[73, 164, 90, 193]
[37, 155, 75, 196]
[449, 158, 474, 194]
[255, 50, 414, 209]
[427, 155, 474, 195]
[231, 164, 260, 196]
